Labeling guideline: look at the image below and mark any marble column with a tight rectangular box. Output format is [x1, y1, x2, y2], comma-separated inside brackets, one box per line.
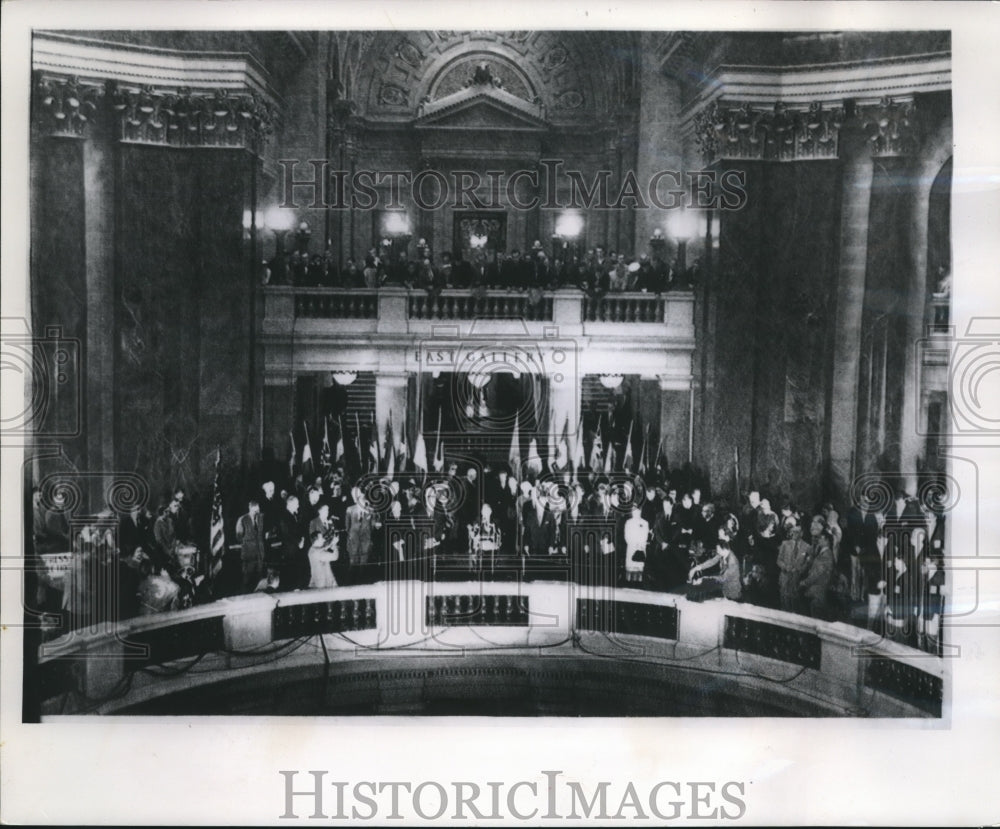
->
[899, 121, 953, 494]
[633, 32, 683, 251]
[82, 132, 117, 510]
[659, 374, 693, 470]
[828, 125, 875, 498]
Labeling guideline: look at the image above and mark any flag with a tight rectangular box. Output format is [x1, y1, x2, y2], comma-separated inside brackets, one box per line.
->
[319, 417, 332, 475]
[571, 415, 586, 473]
[638, 423, 650, 476]
[335, 417, 345, 464]
[353, 413, 363, 473]
[397, 410, 409, 470]
[209, 446, 225, 579]
[547, 407, 558, 471]
[287, 430, 296, 480]
[384, 414, 396, 477]
[590, 416, 603, 472]
[526, 437, 543, 474]
[622, 419, 634, 472]
[301, 420, 314, 480]
[368, 416, 380, 473]
[412, 409, 428, 475]
[655, 433, 669, 476]
[432, 408, 444, 472]
[554, 413, 570, 470]
[509, 410, 521, 478]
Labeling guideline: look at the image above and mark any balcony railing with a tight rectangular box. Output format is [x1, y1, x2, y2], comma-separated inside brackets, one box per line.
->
[295, 291, 378, 319]
[36, 580, 943, 717]
[584, 293, 665, 323]
[409, 291, 553, 321]
[265, 286, 692, 328]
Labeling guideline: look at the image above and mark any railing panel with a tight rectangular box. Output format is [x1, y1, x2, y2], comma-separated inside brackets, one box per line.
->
[583, 293, 666, 323]
[291, 290, 379, 319]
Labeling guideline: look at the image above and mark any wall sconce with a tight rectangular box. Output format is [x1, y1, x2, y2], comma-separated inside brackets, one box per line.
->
[376, 211, 412, 260]
[294, 221, 312, 254]
[382, 211, 411, 236]
[649, 226, 667, 261]
[552, 211, 584, 260]
[262, 206, 296, 283]
[599, 374, 624, 390]
[263, 206, 295, 234]
[554, 211, 584, 239]
[332, 371, 358, 386]
[666, 209, 701, 276]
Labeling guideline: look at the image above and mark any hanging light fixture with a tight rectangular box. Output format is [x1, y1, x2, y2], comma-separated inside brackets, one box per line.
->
[332, 371, 357, 386]
[599, 374, 624, 390]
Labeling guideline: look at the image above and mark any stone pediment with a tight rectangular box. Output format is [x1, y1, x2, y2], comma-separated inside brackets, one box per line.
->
[415, 86, 547, 132]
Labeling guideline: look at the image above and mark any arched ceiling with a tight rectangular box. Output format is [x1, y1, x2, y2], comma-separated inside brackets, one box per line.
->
[329, 30, 639, 126]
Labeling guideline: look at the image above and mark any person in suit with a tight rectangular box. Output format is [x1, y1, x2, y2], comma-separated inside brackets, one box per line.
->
[776, 523, 811, 613]
[689, 539, 742, 601]
[469, 502, 502, 571]
[307, 503, 340, 589]
[277, 494, 307, 590]
[119, 506, 154, 559]
[235, 499, 267, 594]
[152, 498, 180, 569]
[543, 491, 570, 558]
[521, 488, 550, 556]
[648, 496, 676, 590]
[458, 466, 480, 533]
[260, 480, 284, 564]
[345, 488, 380, 584]
[798, 516, 835, 619]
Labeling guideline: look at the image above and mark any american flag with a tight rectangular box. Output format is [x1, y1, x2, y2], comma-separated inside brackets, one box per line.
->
[209, 446, 225, 579]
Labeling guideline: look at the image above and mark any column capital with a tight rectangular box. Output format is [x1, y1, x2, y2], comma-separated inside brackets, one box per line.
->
[107, 81, 276, 152]
[658, 373, 693, 391]
[374, 370, 410, 388]
[855, 97, 921, 158]
[32, 74, 105, 139]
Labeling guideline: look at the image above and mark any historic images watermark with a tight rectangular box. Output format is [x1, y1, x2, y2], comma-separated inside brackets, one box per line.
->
[276, 159, 749, 212]
[278, 770, 748, 821]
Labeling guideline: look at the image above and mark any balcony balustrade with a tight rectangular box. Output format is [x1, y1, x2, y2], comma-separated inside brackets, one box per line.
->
[263, 286, 694, 331]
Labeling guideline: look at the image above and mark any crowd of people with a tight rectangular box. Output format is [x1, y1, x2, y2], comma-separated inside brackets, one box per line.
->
[30, 460, 947, 655]
[267, 238, 697, 298]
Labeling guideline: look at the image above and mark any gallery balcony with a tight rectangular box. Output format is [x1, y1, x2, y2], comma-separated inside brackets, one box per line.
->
[261, 286, 696, 343]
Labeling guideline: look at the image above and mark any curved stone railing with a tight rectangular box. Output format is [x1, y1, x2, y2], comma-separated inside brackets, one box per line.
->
[408, 290, 553, 321]
[583, 293, 666, 323]
[293, 290, 378, 319]
[35, 580, 944, 717]
[262, 287, 694, 327]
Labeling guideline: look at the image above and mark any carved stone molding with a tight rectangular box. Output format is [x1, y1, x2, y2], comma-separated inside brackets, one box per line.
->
[694, 100, 844, 164]
[32, 32, 281, 152]
[33, 75, 105, 138]
[109, 83, 276, 152]
[856, 96, 920, 157]
[692, 91, 929, 163]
